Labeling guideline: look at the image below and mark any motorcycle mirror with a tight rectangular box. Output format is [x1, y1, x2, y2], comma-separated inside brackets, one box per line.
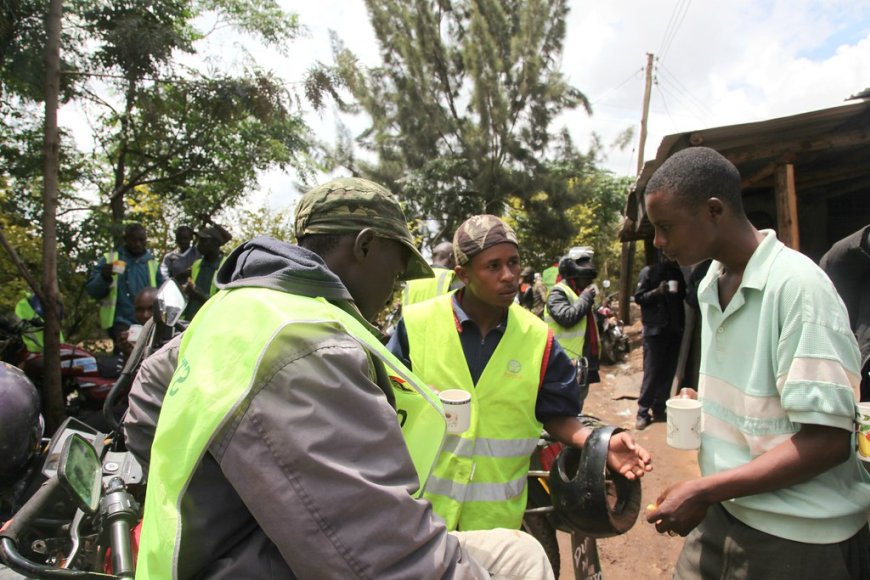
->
[156, 280, 187, 327]
[57, 434, 102, 514]
[602, 279, 611, 289]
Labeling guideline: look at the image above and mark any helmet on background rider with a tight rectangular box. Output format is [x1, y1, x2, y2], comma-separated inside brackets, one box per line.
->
[558, 246, 598, 281]
[548, 425, 641, 538]
[0, 362, 44, 486]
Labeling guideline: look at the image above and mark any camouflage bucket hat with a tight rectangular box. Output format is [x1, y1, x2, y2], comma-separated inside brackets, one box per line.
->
[453, 214, 519, 266]
[294, 177, 433, 281]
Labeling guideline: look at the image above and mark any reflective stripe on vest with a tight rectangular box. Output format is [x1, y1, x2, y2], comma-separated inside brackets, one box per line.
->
[543, 282, 587, 359]
[137, 288, 445, 579]
[402, 294, 546, 531]
[98, 251, 158, 329]
[402, 267, 455, 306]
[190, 254, 227, 297]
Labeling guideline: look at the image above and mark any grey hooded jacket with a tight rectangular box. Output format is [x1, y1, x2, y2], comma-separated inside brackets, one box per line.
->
[123, 237, 487, 579]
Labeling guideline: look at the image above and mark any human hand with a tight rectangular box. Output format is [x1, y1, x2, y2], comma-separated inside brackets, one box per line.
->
[678, 388, 698, 400]
[606, 431, 653, 480]
[656, 281, 669, 295]
[100, 263, 114, 281]
[645, 479, 710, 536]
[119, 330, 134, 357]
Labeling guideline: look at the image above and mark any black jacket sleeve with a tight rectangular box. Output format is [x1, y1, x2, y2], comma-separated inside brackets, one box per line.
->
[546, 285, 595, 327]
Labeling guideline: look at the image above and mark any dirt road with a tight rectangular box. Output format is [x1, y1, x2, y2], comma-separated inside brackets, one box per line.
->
[556, 318, 700, 580]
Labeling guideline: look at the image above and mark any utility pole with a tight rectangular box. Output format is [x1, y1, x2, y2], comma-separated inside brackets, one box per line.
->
[619, 52, 655, 325]
[637, 52, 655, 175]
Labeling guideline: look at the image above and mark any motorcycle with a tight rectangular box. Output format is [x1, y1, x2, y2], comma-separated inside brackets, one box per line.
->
[0, 317, 118, 419]
[596, 287, 629, 365]
[0, 280, 187, 578]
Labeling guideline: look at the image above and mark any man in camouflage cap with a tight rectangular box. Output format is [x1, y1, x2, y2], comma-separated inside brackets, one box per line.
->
[295, 177, 432, 281]
[388, 213, 651, 535]
[132, 179, 556, 579]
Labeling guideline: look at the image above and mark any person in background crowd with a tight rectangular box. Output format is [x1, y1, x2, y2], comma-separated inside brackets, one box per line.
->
[182, 225, 233, 320]
[13, 293, 65, 352]
[117, 287, 159, 359]
[820, 224, 870, 401]
[633, 257, 686, 430]
[402, 240, 461, 306]
[85, 223, 164, 354]
[388, 215, 650, 532]
[644, 147, 870, 579]
[160, 225, 198, 283]
[132, 177, 555, 579]
[541, 258, 559, 290]
[519, 267, 547, 318]
[544, 246, 601, 411]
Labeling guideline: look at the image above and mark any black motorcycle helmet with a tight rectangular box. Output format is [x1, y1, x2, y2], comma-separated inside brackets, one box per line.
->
[0, 362, 44, 486]
[558, 246, 598, 281]
[548, 425, 641, 538]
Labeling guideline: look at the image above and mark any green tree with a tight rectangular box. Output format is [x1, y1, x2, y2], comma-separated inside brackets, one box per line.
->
[330, 0, 591, 248]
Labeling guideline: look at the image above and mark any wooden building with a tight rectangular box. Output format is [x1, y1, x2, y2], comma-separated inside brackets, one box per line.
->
[617, 93, 870, 319]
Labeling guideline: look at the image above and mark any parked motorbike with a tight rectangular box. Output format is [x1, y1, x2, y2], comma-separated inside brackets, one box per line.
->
[0, 317, 118, 418]
[596, 286, 629, 365]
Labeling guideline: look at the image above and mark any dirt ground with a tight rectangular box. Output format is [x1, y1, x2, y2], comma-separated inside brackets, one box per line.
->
[556, 315, 700, 580]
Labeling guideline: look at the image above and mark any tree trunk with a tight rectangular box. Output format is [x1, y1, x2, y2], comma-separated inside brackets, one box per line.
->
[42, 0, 65, 433]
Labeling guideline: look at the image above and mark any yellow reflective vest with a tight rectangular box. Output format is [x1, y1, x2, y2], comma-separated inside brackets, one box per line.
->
[98, 251, 158, 329]
[137, 288, 446, 579]
[402, 266, 456, 306]
[402, 293, 548, 530]
[190, 254, 227, 297]
[543, 282, 587, 359]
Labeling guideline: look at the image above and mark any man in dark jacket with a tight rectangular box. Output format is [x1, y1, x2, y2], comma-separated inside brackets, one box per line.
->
[820, 224, 870, 401]
[634, 258, 686, 430]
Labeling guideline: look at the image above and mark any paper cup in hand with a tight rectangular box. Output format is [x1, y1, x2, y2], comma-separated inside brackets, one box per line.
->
[127, 324, 143, 343]
[667, 280, 679, 293]
[439, 389, 471, 435]
[857, 402, 870, 459]
[112, 260, 126, 275]
[666, 398, 702, 449]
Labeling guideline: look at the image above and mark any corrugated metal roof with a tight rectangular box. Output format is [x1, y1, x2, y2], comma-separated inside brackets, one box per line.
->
[620, 97, 870, 241]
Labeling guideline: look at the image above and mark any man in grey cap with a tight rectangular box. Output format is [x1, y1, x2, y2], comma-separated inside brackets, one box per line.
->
[131, 179, 555, 579]
[388, 214, 651, 533]
[181, 224, 233, 320]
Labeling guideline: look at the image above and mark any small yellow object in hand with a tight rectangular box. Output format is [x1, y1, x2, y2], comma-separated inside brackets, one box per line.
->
[646, 503, 658, 512]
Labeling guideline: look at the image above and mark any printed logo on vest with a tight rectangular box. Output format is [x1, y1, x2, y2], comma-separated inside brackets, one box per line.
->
[168, 357, 191, 396]
[506, 360, 522, 374]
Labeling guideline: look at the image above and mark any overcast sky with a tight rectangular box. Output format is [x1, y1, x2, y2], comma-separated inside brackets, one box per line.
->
[61, 1, 870, 212]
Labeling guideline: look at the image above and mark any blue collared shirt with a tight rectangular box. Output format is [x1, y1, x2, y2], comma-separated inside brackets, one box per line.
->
[387, 291, 580, 423]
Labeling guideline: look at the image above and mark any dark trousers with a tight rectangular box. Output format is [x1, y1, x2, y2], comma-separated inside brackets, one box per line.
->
[675, 503, 870, 580]
[637, 332, 680, 419]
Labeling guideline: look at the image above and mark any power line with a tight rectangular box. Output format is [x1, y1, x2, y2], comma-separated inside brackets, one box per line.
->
[591, 67, 645, 106]
[655, 78, 707, 125]
[658, 0, 693, 66]
[656, 62, 715, 117]
[653, 79, 678, 130]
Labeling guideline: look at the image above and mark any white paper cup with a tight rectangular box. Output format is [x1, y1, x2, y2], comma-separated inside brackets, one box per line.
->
[667, 280, 679, 293]
[127, 324, 143, 343]
[112, 260, 126, 275]
[439, 389, 472, 435]
[856, 402, 870, 459]
[666, 398, 702, 449]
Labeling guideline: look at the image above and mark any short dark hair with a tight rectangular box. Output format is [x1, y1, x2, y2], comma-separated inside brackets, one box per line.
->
[175, 225, 194, 236]
[125, 222, 146, 236]
[645, 147, 744, 212]
[297, 233, 351, 256]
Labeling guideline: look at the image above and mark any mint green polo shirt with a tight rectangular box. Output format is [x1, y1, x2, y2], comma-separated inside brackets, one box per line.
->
[696, 230, 870, 543]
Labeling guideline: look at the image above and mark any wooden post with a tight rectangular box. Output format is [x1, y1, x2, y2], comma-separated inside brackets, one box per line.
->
[774, 163, 800, 250]
[636, 53, 655, 175]
[618, 241, 635, 324]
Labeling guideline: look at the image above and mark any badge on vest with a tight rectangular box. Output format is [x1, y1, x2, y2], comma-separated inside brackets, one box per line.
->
[507, 360, 522, 374]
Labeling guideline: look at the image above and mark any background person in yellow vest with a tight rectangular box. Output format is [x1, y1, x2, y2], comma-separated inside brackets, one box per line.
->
[544, 246, 602, 412]
[13, 293, 65, 352]
[387, 215, 651, 531]
[182, 224, 233, 320]
[85, 222, 163, 354]
[131, 177, 555, 579]
[402, 239, 462, 306]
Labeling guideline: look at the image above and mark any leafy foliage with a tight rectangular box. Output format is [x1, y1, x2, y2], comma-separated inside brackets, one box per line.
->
[329, 0, 593, 248]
